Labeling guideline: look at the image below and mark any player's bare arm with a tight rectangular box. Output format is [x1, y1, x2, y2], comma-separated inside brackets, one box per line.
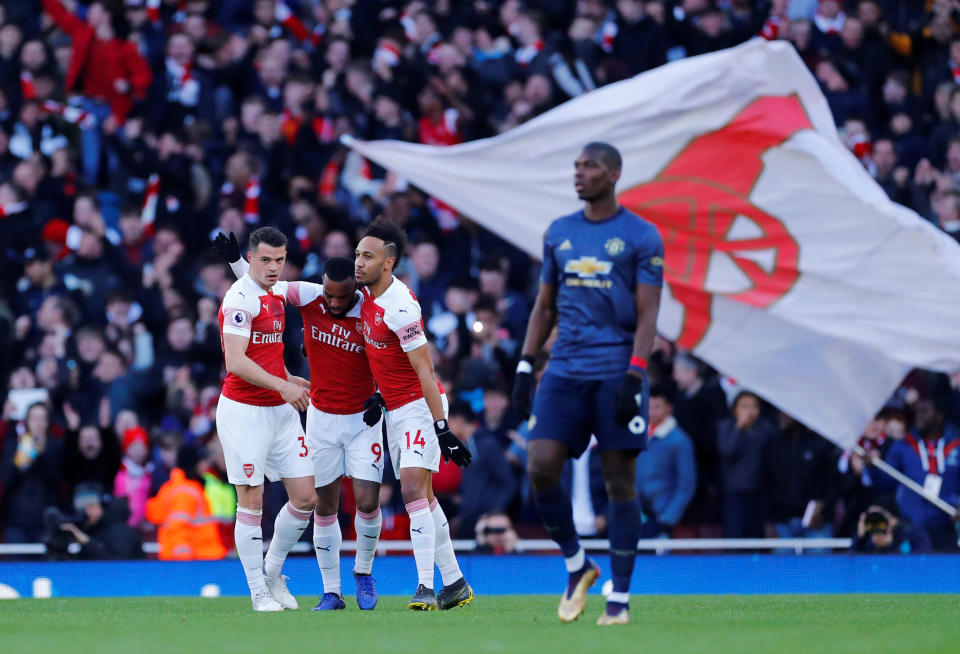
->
[405, 344, 444, 421]
[512, 282, 557, 419]
[223, 333, 309, 411]
[520, 282, 558, 359]
[407, 344, 472, 468]
[612, 282, 661, 428]
[628, 283, 661, 378]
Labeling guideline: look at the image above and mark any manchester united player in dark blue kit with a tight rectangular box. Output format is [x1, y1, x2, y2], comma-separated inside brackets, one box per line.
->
[512, 142, 664, 626]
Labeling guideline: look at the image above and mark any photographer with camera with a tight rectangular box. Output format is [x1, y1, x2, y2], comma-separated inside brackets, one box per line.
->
[852, 498, 931, 554]
[474, 513, 519, 555]
[43, 482, 143, 560]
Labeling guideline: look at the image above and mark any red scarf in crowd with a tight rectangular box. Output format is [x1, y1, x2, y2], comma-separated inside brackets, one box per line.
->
[275, 0, 309, 42]
[20, 70, 36, 101]
[244, 178, 260, 224]
[40, 100, 97, 129]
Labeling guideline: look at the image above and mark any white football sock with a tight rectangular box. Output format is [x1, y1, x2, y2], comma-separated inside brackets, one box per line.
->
[565, 547, 586, 573]
[353, 508, 381, 575]
[313, 513, 342, 594]
[235, 506, 266, 596]
[430, 499, 462, 586]
[264, 502, 311, 578]
[406, 499, 436, 589]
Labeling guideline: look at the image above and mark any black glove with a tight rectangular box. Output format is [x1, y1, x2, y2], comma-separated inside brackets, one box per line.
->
[511, 355, 535, 420]
[613, 370, 645, 428]
[435, 419, 471, 468]
[362, 392, 385, 427]
[211, 231, 241, 263]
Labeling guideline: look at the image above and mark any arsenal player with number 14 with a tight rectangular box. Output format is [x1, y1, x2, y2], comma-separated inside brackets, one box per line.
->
[354, 218, 475, 612]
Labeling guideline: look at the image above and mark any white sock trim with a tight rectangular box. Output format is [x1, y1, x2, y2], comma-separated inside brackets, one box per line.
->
[607, 591, 630, 605]
[564, 548, 585, 573]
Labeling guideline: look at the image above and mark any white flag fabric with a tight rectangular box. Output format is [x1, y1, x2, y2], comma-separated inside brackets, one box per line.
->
[344, 39, 960, 449]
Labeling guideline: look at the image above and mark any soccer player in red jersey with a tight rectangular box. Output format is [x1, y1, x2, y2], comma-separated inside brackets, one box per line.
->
[355, 218, 474, 611]
[215, 233, 385, 611]
[216, 227, 314, 612]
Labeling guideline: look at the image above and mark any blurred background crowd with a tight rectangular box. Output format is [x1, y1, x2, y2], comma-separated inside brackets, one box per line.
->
[2, 0, 960, 558]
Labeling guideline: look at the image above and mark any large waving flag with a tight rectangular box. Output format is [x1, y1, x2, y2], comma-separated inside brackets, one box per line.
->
[344, 39, 960, 449]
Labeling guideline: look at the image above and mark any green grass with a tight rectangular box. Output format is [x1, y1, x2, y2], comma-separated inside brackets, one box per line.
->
[2, 595, 959, 654]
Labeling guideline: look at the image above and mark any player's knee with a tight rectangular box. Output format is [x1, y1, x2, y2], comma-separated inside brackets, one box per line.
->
[353, 488, 380, 515]
[527, 461, 561, 493]
[355, 496, 379, 515]
[289, 492, 316, 512]
[314, 496, 337, 516]
[236, 486, 264, 512]
[399, 482, 428, 506]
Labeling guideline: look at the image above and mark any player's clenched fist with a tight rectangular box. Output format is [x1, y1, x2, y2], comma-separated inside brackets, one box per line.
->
[435, 419, 471, 467]
[613, 370, 645, 427]
[280, 380, 310, 412]
[362, 392, 385, 427]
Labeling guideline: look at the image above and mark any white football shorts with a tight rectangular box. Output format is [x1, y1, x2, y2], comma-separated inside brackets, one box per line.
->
[384, 394, 448, 478]
[306, 404, 384, 487]
[216, 395, 313, 486]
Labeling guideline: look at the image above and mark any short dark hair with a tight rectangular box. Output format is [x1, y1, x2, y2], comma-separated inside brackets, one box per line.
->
[732, 390, 761, 412]
[323, 256, 355, 282]
[249, 226, 287, 251]
[363, 217, 407, 266]
[650, 383, 675, 405]
[582, 142, 622, 171]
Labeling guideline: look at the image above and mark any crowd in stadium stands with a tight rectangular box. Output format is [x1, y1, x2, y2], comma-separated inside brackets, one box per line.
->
[2, 0, 960, 557]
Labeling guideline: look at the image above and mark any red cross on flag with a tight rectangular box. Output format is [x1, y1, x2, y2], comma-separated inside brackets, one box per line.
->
[344, 39, 960, 448]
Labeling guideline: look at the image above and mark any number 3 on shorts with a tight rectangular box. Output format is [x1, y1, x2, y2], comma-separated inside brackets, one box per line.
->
[405, 430, 425, 449]
[298, 435, 308, 457]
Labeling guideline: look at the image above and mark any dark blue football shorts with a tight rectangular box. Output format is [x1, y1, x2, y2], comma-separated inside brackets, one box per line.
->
[527, 371, 649, 459]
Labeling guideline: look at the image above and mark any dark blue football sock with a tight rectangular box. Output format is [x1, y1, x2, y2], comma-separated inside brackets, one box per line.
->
[607, 499, 641, 602]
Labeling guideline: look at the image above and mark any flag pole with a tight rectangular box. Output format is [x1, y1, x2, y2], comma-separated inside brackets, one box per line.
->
[856, 446, 958, 518]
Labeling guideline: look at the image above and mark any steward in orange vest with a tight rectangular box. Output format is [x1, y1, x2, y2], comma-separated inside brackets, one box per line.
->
[146, 447, 227, 560]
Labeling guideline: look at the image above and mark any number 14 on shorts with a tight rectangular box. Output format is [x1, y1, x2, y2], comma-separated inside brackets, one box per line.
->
[406, 430, 425, 449]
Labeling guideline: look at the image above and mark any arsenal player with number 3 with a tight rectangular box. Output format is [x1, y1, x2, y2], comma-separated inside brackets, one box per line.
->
[354, 218, 475, 611]
[216, 227, 316, 613]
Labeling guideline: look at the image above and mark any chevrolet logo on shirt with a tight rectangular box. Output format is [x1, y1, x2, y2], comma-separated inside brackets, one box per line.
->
[564, 256, 613, 278]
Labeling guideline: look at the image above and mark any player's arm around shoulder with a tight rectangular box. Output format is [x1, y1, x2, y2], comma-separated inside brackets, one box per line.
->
[223, 256, 323, 308]
[283, 281, 323, 307]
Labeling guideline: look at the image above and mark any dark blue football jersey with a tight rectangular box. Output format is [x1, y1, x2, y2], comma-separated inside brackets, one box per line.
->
[540, 207, 664, 379]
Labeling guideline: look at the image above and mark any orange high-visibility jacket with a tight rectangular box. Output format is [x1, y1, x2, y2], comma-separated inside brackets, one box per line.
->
[145, 468, 227, 560]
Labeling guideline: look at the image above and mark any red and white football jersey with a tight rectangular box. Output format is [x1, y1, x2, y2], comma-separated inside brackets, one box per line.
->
[286, 282, 376, 414]
[219, 274, 289, 406]
[361, 276, 440, 410]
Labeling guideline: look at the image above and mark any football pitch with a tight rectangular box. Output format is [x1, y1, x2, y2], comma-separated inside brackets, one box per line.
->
[2, 594, 958, 654]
